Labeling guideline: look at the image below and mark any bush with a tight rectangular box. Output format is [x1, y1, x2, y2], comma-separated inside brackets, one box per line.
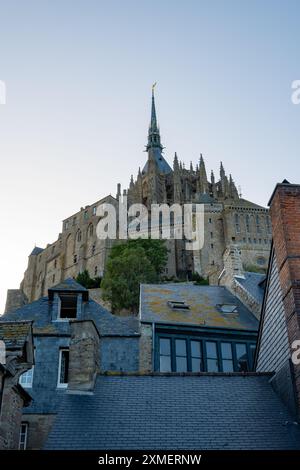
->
[76, 270, 102, 289]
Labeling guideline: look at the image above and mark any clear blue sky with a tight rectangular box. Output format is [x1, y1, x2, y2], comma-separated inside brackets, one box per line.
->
[0, 0, 300, 312]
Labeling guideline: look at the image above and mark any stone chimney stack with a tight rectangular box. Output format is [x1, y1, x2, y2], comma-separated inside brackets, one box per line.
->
[221, 244, 245, 284]
[268, 181, 300, 415]
[68, 320, 100, 393]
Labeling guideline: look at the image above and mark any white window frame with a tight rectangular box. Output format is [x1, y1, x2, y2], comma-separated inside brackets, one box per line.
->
[19, 366, 34, 388]
[19, 423, 28, 450]
[57, 349, 69, 388]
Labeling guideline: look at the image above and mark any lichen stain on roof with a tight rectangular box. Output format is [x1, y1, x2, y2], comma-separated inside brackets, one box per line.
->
[141, 284, 259, 331]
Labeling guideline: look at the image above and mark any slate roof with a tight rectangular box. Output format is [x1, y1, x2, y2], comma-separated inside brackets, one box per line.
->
[48, 278, 89, 300]
[236, 272, 265, 305]
[1, 296, 139, 337]
[140, 283, 259, 331]
[142, 148, 172, 175]
[0, 320, 32, 350]
[45, 373, 300, 450]
[224, 198, 267, 210]
[30, 246, 44, 256]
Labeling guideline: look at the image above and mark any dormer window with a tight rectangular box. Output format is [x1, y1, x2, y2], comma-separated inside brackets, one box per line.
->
[59, 294, 77, 319]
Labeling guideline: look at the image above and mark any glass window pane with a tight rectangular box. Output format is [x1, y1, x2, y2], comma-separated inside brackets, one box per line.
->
[191, 341, 201, 358]
[221, 343, 232, 359]
[159, 338, 171, 355]
[176, 356, 187, 372]
[191, 357, 202, 372]
[160, 355, 171, 372]
[236, 343, 247, 360]
[222, 359, 234, 372]
[236, 343, 248, 372]
[206, 341, 217, 358]
[175, 339, 187, 356]
[207, 358, 219, 372]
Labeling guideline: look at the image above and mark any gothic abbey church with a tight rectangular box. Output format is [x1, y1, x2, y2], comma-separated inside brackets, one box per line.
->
[5, 91, 271, 310]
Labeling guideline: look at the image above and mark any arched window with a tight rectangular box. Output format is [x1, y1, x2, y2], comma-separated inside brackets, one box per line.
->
[235, 214, 240, 233]
[246, 215, 250, 232]
[94, 266, 98, 276]
[77, 230, 82, 242]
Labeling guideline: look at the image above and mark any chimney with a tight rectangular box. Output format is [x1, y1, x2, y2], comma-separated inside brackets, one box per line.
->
[219, 244, 245, 285]
[269, 181, 300, 415]
[68, 320, 100, 393]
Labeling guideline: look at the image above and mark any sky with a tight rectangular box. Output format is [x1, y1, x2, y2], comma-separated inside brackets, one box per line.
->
[0, 0, 300, 313]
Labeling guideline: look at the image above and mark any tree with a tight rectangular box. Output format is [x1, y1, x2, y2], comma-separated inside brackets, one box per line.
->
[109, 238, 168, 275]
[101, 246, 157, 313]
[75, 270, 102, 289]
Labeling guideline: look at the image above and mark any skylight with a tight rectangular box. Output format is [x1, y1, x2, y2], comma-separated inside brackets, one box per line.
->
[217, 304, 238, 314]
[167, 300, 190, 310]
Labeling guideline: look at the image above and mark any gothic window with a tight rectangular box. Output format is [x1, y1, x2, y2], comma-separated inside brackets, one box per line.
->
[52, 274, 55, 284]
[57, 349, 69, 387]
[235, 213, 240, 233]
[65, 221, 69, 231]
[84, 211, 88, 220]
[94, 266, 98, 276]
[77, 230, 82, 242]
[92, 206, 97, 216]
[54, 259, 57, 269]
[246, 215, 250, 232]
[256, 215, 261, 233]
[92, 244, 96, 255]
[73, 217, 76, 226]
[73, 254, 77, 264]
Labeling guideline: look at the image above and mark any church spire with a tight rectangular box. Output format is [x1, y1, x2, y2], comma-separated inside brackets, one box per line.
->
[146, 83, 163, 151]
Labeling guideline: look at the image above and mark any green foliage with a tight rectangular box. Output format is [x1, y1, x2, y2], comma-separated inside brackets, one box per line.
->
[243, 264, 267, 274]
[101, 245, 158, 313]
[109, 239, 168, 275]
[75, 270, 102, 289]
[191, 272, 209, 285]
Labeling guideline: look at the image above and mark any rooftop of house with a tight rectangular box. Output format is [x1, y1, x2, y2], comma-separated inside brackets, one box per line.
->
[235, 272, 266, 305]
[45, 373, 300, 450]
[1, 280, 139, 337]
[140, 283, 259, 331]
[0, 320, 33, 350]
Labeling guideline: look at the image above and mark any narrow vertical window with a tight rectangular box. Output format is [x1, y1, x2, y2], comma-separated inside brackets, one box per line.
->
[266, 215, 271, 234]
[236, 343, 248, 372]
[159, 338, 171, 372]
[221, 343, 234, 372]
[58, 349, 69, 387]
[235, 214, 240, 233]
[246, 215, 250, 232]
[19, 423, 28, 450]
[256, 215, 261, 233]
[206, 341, 219, 372]
[190, 340, 202, 372]
[175, 339, 187, 372]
